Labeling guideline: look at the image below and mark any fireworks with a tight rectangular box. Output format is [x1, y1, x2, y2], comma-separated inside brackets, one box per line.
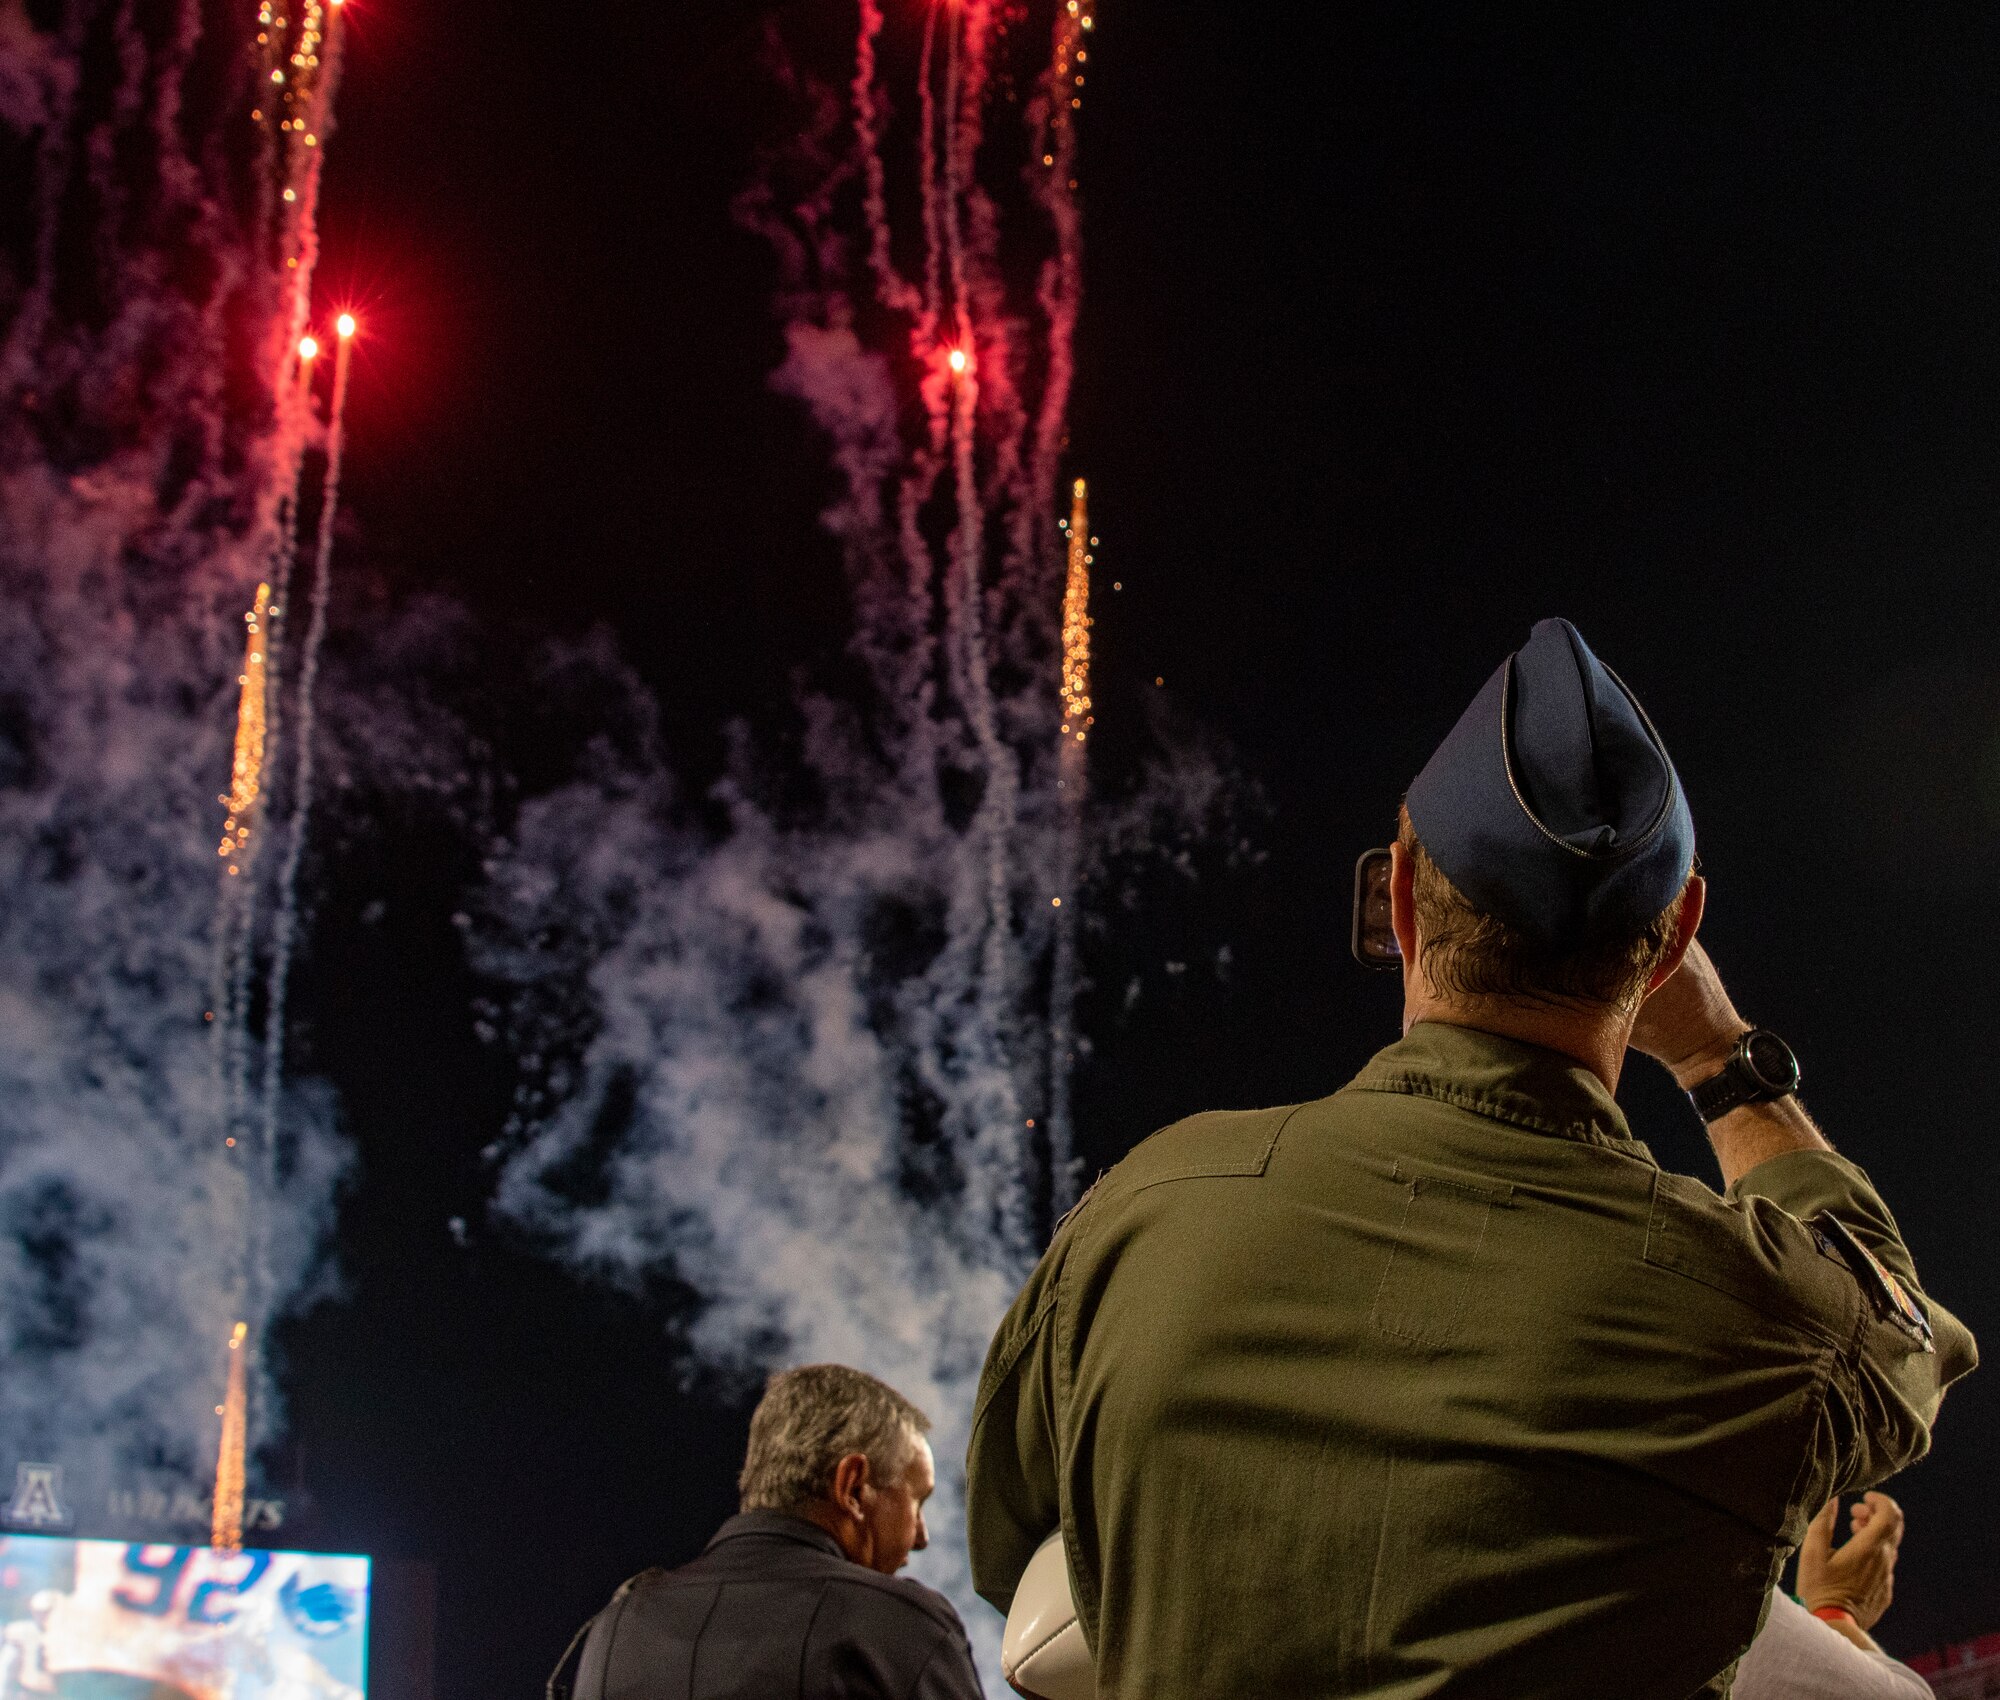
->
[211, 0, 357, 1519]
[210, 1322, 250, 1552]
[256, 0, 346, 384]
[0, 0, 369, 1538]
[827, 1, 1099, 1227]
[218, 0, 352, 1171]
[1047, 480, 1093, 1200]
[218, 585, 274, 874]
[1060, 479, 1093, 742]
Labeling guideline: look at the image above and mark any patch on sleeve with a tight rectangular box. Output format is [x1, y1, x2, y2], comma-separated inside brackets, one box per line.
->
[1809, 1212, 1934, 1352]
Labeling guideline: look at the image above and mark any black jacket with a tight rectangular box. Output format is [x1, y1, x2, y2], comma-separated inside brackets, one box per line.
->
[549, 1512, 985, 1700]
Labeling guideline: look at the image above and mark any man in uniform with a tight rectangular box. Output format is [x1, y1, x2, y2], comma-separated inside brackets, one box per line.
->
[965, 618, 1975, 1699]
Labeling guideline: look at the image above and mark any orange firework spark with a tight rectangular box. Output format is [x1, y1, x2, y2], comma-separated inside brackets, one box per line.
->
[211, 1322, 250, 1552]
[260, 0, 335, 135]
[1049, 473, 1093, 1196]
[217, 583, 272, 874]
[1060, 479, 1092, 742]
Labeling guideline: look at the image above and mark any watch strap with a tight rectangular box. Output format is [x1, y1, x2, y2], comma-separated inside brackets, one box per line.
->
[1689, 1065, 1757, 1122]
[1686, 1028, 1799, 1123]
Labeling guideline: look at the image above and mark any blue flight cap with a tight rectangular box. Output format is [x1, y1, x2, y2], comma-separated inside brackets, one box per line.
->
[1405, 618, 1694, 948]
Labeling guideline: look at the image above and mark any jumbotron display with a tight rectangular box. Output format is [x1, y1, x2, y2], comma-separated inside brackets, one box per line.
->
[0, 1535, 368, 1699]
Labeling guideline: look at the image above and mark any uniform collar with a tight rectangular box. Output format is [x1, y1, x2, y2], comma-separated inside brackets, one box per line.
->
[706, 1509, 849, 1562]
[1352, 1019, 1655, 1158]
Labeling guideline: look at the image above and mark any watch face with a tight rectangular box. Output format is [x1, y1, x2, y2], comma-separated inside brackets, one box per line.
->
[1743, 1030, 1799, 1093]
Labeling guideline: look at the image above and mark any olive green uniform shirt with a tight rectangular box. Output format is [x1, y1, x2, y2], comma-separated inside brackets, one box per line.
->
[967, 1023, 1976, 1700]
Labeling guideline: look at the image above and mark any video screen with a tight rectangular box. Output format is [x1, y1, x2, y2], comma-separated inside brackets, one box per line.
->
[0, 1535, 368, 1699]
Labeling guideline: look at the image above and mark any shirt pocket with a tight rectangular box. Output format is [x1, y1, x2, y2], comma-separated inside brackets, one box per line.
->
[1369, 1161, 1516, 1351]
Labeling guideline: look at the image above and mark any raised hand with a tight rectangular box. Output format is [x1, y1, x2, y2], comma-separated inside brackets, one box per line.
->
[1628, 940, 1746, 1089]
[1800, 1492, 1906, 1631]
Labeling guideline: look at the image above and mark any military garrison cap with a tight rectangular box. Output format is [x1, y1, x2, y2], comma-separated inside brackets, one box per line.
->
[1405, 617, 1694, 948]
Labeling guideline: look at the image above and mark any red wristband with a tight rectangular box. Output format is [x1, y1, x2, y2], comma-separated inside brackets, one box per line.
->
[1811, 1606, 1857, 1625]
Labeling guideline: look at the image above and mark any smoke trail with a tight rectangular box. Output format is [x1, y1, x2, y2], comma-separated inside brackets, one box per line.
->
[258, 325, 353, 1311]
[0, 1, 351, 1510]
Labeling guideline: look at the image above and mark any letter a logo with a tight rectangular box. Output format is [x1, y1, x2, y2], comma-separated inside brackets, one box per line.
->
[5, 1463, 69, 1529]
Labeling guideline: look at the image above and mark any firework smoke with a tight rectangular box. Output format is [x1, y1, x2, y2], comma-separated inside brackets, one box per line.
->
[2, 11, 1241, 1677]
[0, 2, 351, 1504]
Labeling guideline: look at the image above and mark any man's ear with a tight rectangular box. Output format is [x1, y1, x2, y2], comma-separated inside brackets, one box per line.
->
[1388, 838, 1419, 975]
[830, 1452, 872, 1520]
[1645, 873, 1706, 993]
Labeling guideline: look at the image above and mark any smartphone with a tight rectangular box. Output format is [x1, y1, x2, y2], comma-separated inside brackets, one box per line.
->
[1350, 848, 1402, 971]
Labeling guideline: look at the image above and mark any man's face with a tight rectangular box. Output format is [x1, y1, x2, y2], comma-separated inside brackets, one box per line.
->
[861, 1435, 934, 1575]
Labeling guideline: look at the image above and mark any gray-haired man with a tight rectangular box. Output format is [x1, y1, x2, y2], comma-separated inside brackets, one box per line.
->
[550, 1364, 983, 1700]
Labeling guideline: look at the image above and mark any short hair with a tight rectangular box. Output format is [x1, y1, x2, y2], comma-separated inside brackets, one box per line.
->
[1398, 811, 1686, 1009]
[737, 1365, 930, 1514]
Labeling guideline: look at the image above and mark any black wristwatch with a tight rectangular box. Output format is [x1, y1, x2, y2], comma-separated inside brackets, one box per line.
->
[1688, 1028, 1802, 1123]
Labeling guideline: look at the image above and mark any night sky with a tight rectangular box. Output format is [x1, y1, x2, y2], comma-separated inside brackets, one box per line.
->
[265, 4, 2000, 1691]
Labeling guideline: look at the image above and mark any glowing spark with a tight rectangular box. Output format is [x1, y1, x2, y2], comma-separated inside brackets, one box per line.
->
[217, 585, 272, 866]
[948, 346, 969, 373]
[297, 334, 318, 361]
[211, 1321, 250, 1552]
[1060, 478, 1092, 741]
[335, 311, 356, 339]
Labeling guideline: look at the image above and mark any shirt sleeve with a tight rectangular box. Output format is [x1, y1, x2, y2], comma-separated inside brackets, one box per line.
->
[965, 1218, 1075, 1615]
[1733, 1591, 1933, 1700]
[1729, 1149, 1978, 1499]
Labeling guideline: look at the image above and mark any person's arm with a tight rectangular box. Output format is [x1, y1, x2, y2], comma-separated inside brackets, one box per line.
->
[1736, 1492, 1931, 1699]
[1736, 1592, 1932, 1699]
[1628, 941, 1830, 1189]
[1630, 943, 1977, 1501]
[965, 1222, 1075, 1615]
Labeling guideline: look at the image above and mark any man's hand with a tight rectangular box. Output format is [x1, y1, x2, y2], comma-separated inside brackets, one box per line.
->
[1630, 938, 1832, 1186]
[1628, 941, 1747, 1091]
[1800, 1493, 1905, 1633]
